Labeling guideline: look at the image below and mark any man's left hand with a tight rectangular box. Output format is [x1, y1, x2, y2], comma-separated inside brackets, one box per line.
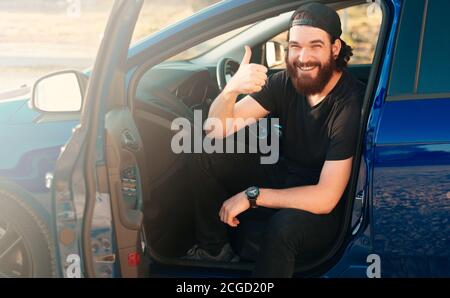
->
[219, 191, 250, 227]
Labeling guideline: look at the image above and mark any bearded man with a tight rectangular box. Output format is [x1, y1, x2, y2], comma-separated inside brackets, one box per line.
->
[184, 2, 366, 278]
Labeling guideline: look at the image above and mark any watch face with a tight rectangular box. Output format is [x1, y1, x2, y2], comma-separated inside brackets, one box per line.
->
[246, 186, 259, 198]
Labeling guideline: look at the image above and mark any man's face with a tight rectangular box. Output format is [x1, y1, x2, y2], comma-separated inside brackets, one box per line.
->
[286, 25, 340, 96]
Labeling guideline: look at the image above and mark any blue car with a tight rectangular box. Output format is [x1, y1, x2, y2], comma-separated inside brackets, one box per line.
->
[0, 0, 449, 278]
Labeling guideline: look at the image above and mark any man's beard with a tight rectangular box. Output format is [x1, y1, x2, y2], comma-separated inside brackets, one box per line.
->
[286, 51, 336, 96]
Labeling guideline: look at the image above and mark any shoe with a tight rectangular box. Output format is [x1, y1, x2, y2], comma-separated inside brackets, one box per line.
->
[182, 243, 240, 263]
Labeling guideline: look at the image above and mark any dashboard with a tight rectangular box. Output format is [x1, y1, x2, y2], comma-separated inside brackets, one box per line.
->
[134, 61, 221, 115]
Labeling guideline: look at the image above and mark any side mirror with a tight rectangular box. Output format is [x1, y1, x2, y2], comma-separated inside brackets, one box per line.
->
[265, 41, 285, 68]
[31, 70, 88, 113]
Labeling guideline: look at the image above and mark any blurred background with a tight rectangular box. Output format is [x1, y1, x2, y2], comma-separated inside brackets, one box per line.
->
[0, 0, 219, 94]
[0, 0, 380, 96]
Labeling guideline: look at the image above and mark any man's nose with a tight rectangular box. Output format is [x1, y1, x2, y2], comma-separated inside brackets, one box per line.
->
[297, 48, 311, 64]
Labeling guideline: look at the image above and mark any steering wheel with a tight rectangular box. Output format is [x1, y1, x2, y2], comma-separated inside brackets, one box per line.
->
[216, 57, 240, 92]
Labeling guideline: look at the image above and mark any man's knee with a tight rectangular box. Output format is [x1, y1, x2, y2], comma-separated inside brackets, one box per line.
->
[264, 209, 309, 249]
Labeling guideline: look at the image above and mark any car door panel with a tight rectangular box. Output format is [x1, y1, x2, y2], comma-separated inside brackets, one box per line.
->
[103, 108, 149, 277]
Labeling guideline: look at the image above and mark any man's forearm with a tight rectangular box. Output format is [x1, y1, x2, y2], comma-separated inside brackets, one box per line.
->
[208, 88, 238, 121]
[206, 88, 239, 136]
[257, 185, 340, 215]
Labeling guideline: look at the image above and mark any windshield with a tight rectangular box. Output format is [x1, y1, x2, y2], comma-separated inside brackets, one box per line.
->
[168, 24, 253, 61]
[131, 0, 253, 61]
[131, 0, 222, 44]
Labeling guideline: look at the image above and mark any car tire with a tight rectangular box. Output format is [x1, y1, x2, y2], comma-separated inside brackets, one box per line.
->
[0, 190, 56, 277]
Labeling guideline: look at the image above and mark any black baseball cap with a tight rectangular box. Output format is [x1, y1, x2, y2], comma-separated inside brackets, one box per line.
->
[289, 2, 342, 40]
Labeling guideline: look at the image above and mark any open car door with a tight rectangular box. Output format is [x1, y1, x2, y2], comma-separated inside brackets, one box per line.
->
[51, 0, 147, 278]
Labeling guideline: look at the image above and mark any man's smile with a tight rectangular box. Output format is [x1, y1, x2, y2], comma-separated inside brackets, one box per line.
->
[298, 65, 318, 72]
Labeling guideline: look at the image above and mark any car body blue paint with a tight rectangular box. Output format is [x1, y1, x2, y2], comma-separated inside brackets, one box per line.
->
[376, 98, 450, 144]
[1, 0, 448, 277]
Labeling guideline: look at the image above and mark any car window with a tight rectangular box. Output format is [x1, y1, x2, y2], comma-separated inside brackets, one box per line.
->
[389, 0, 450, 97]
[131, 0, 222, 51]
[388, 0, 424, 96]
[265, 2, 383, 70]
[417, 0, 450, 94]
[168, 25, 254, 61]
[337, 2, 382, 64]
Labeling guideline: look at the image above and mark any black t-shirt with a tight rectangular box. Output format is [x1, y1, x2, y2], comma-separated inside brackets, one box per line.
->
[251, 69, 365, 177]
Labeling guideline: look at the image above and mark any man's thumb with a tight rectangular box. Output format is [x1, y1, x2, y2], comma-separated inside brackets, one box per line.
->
[241, 46, 252, 65]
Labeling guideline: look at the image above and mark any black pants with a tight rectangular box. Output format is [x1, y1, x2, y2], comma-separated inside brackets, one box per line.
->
[188, 150, 343, 277]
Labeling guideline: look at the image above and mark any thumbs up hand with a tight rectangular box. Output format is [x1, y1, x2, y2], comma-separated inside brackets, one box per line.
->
[224, 46, 268, 96]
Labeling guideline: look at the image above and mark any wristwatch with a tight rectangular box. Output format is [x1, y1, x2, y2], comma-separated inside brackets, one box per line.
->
[245, 186, 260, 208]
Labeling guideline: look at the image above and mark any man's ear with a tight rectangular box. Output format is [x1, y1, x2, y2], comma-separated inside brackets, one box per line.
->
[332, 38, 342, 60]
